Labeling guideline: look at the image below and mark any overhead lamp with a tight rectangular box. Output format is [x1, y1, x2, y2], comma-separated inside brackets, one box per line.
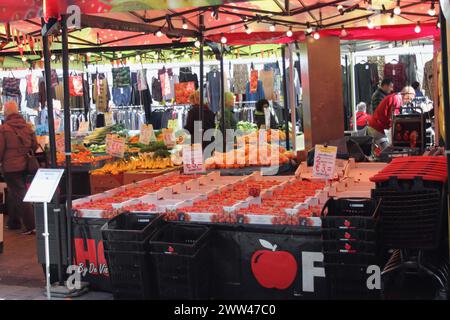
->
[340, 25, 348, 37]
[117, 52, 122, 58]
[51, 54, 56, 61]
[437, 21, 441, 29]
[211, 7, 219, 20]
[306, 23, 313, 34]
[182, 19, 188, 29]
[156, 30, 163, 37]
[414, 21, 421, 33]
[220, 34, 227, 44]
[40, 56, 44, 61]
[313, 31, 320, 40]
[286, 27, 293, 37]
[367, 18, 374, 29]
[194, 40, 201, 48]
[69, 55, 75, 61]
[245, 25, 252, 34]
[428, 1, 436, 16]
[393, 1, 401, 15]
[269, 23, 276, 32]
[86, 52, 91, 57]
[21, 56, 27, 62]
[337, 4, 343, 11]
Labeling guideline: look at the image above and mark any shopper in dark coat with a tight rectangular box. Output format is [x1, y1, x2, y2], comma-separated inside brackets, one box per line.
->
[370, 79, 394, 114]
[0, 101, 38, 234]
[254, 99, 278, 129]
[185, 91, 216, 150]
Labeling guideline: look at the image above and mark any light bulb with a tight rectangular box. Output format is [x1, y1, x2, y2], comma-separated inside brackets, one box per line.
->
[117, 52, 122, 58]
[194, 40, 201, 48]
[86, 52, 91, 57]
[337, 5, 343, 11]
[21, 56, 27, 62]
[156, 30, 163, 37]
[313, 32, 320, 40]
[341, 25, 348, 37]
[220, 35, 227, 44]
[135, 55, 141, 61]
[182, 20, 188, 29]
[388, 43, 394, 48]
[428, 8, 436, 16]
[367, 19, 374, 29]
[69, 55, 75, 61]
[394, 6, 401, 15]
[437, 22, 441, 29]
[306, 26, 313, 33]
[415, 23, 421, 33]
[286, 28, 293, 37]
[245, 25, 252, 34]
[269, 24, 276, 32]
[51, 54, 56, 61]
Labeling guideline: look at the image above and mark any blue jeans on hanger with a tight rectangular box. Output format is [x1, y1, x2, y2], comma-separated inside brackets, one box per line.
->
[112, 87, 131, 106]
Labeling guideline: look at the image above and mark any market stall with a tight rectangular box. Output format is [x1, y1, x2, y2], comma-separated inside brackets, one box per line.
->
[0, 0, 449, 301]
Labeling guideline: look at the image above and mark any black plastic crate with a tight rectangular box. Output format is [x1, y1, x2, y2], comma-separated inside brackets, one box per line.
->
[104, 250, 156, 300]
[321, 216, 376, 229]
[322, 228, 377, 242]
[323, 252, 379, 265]
[372, 182, 444, 249]
[101, 212, 163, 243]
[322, 240, 377, 253]
[149, 223, 212, 299]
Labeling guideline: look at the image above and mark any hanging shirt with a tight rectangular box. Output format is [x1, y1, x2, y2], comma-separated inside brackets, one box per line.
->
[250, 69, 258, 93]
[259, 69, 274, 101]
[232, 64, 249, 95]
[26, 73, 40, 94]
[245, 80, 265, 102]
[137, 69, 148, 91]
[383, 63, 407, 93]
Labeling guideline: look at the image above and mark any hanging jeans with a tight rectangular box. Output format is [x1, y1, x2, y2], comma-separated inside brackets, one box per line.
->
[112, 87, 132, 106]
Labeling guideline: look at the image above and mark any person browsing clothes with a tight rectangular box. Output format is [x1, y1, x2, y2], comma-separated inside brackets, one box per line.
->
[370, 78, 394, 114]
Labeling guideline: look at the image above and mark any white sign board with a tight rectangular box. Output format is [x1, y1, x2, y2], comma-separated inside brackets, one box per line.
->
[24, 169, 64, 203]
[312, 144, 338, 180]
[182, 144, 205, 174]
[77, 121, 89, 135]
[139, 124, 156, 145]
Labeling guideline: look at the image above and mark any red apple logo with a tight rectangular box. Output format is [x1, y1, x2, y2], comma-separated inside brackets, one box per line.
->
[251, 239, 298, 290]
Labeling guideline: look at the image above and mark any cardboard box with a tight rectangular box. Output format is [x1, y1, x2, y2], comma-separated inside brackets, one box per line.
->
[89, 173, 124, 194]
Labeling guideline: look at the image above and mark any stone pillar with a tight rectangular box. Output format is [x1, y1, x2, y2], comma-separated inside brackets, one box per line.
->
[299, 36, 344, 149]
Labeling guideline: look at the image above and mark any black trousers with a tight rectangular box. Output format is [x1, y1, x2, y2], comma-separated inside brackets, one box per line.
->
[4, 171, 35, 230]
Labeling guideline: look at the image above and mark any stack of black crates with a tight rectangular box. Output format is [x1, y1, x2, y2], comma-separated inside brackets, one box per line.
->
[101, 213, 163, 300]
[321, 198, 381, 299]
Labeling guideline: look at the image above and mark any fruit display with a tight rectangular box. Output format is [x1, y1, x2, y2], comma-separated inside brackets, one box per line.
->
[91, 155, 175, 175]
[177, 180, 282, 214]
[56, 144, 111, 166]
[205, 143, 296, 169]
[73, 174, 193, 215]
[237, 129, 287, 143]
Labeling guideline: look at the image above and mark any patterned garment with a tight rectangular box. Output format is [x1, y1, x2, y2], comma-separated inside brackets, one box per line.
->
[232, 64, 249, 94]
[250, 69, 258, 93]
[259, 69, 274, 101]
[25, 74, 40, 94]
[423, 59, 434, 100]
[93, 76, 109, 112]
[137, 69, 148, 91]
[383, 63, 407, 92]
[399, 54, 418, 85]
[112, 67, 131, 88]
[367, 56, 385, 83]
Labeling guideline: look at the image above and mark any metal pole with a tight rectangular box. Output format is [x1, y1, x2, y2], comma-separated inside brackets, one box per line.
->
[288, 44, 297, 151]
[42, 19, 57, 168]
[199, 15, 205, 145]
[349, 52, 357, 131]
[220, 45, 226, 151]
[61, 15, 74, 273]
[344, 55, 350, 131]
[281, 45, 290, 150]
[439, 11, 450, 258]
[43, 202, 51, 299]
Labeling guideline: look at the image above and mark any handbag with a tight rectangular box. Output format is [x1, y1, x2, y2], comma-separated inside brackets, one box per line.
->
[6, 124, 41, 174]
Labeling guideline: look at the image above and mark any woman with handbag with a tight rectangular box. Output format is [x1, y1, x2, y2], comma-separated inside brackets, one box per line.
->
[0, 101, 38, 235]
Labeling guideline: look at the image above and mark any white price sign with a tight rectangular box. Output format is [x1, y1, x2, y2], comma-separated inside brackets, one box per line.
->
[312, 144, 338, 180]
[77, 121, 89, 136]
[162, 128, 176, 148]
[106, 134, 126, 158]
[139, 124, 156, 145]
[182, 144, 205, 174]
[24, 169, 64, 203]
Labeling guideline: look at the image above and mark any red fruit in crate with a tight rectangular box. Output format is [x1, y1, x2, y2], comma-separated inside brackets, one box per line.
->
[403, 130, 410, 142]
[344, 220, 351, 227]
[344, 232, 351, 239]
[251, 240, 298, 290]
[344, 243, 352, 251]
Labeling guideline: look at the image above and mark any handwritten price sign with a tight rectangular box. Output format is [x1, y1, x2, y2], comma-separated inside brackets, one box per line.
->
[77, 121, 89, 136]
[162, 128, 176, 148]
[106, 134, 126, 158]
[182, 144, 205, 174]
[312, 144, 337, 180]
[139, 124, 156, 145]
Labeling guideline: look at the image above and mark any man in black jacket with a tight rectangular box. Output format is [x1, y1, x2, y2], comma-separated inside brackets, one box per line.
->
[370, 79, 394, 114]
